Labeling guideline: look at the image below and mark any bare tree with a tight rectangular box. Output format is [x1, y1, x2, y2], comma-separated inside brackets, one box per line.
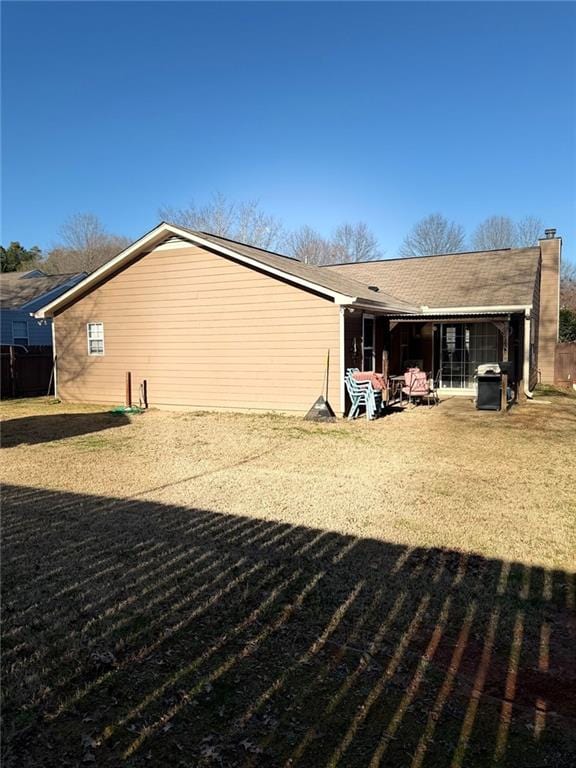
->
[160, 192, 235, 237]
[332, 222, 381, 262]
[160, 193, 383, 263]
[159, 192, 284, 251]
[471, 216, 516, 251]
[561, 261, 576, 310]
[235, 200, 285, 251]
[42, 214, 130, 274]
[284, 221, 382, 265]
[399, 213, 466, 258]
[472, 214, 544, 250]
[515, 215, 543, 247]
[284, 226, 332, 265]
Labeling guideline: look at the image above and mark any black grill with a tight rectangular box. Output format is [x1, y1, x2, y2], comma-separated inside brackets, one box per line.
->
[477, 374, 501, 411]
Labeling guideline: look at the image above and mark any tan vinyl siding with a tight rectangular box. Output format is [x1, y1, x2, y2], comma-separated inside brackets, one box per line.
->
[537, 238, 561, 385]
[530, 259, 542, 389]
[54, 244, 342, 414]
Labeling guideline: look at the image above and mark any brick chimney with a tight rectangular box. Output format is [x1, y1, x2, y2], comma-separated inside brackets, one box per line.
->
[537, 228, 562, 384]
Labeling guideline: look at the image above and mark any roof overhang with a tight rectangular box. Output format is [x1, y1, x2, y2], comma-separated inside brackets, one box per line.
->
[34, 222, 419, 317]
[35, 223, 393, 317]
[341, 299, 419, 313]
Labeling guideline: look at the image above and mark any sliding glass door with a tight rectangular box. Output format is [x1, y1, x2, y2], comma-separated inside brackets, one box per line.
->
[439, 322, 500, 388]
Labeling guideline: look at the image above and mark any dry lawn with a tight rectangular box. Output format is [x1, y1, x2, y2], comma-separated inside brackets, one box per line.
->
[1, 393, 575, 767]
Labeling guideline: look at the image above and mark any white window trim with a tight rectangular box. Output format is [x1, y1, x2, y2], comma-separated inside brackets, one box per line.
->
[12, 320, 29, 346]
[339, 306, 346, 416]
[362, 314, 375, 371]
[87, 322, 105, 356]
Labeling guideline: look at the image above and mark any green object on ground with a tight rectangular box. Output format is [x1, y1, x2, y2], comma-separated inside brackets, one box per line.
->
[109, 405, 144, 415]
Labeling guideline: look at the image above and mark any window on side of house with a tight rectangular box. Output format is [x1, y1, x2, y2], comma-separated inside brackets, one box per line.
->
[87, 322, 105, 356]
[12, 320, 29, 346]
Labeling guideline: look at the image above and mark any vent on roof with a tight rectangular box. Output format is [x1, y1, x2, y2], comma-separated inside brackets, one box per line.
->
[544, 228, 557, 239]
[155, 235, 191, 251]
[368, 285, 379, 292]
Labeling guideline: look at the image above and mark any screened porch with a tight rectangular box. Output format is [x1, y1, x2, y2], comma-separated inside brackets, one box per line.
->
[343, 310, 525, 398]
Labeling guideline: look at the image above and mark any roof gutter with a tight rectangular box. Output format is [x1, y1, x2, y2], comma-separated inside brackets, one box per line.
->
[387, 304, 533, 319]
[418, 304, 532, 314]
[344, 298, 419, 314]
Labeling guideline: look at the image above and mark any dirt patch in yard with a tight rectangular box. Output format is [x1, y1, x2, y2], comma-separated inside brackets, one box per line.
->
[1, 396, 575, 767]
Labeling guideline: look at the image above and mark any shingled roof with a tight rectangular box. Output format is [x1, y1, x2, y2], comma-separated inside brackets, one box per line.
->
[325, 247, 540, 310]
[34, 224, 541, 320]
[35, 223, 419, 317]
[0, 271, 86, 310]
[189, 229, 417, 312]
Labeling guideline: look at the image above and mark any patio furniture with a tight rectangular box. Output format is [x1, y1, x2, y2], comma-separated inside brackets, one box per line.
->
[403, 359, 424, 371]
[352, 370, 388, 394]
[345, 368, 382, 420]
[388, 374, 405, 404]
[402, 370, 436, 407]
[428, 370, 441, 405]
[353, 370, 389, 411]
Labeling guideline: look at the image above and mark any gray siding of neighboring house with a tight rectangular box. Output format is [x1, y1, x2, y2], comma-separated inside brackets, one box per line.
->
[0, 309, 53, 347]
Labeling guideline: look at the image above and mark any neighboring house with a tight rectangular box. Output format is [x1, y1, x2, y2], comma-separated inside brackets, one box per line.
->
[1, 270, 86, 346]
[1, 270, 86, 396]
[34, 223, 561, 415]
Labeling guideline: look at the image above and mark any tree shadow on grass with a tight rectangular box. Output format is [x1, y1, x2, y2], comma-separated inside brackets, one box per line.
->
[1, 484, 575, 767]
[1, 412, 131, 448]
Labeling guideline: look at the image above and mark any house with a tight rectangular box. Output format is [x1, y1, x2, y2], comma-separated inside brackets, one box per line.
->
[34, 223, 561, 415]
[1, 270, 85, 397]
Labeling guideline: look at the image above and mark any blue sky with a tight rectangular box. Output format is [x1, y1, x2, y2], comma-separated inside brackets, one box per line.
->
[2, 1, 575, 263]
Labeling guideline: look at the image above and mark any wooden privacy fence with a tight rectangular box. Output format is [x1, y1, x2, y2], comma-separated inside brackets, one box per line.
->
[0, 346, 54, 398]
[555, 342, 576, 387]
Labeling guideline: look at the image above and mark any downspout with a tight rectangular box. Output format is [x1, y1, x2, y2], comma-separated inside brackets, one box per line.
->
[523, 310, 534, 399]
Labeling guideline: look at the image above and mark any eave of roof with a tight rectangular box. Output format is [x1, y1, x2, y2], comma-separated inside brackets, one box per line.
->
[0, 272, 86, 310]
[34, 222, 419, 317]
[387, 307, 531, 320]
